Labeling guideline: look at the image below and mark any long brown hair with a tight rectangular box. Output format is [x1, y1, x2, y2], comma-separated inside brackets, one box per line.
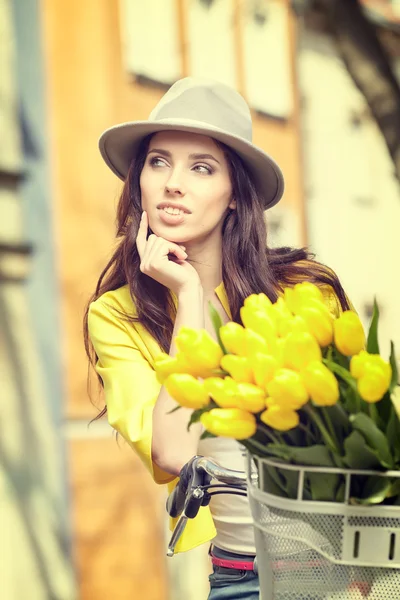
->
[84, 134, 349, 415]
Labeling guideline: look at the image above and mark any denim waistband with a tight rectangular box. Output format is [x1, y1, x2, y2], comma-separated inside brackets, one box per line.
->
[210, 545, 256, 561]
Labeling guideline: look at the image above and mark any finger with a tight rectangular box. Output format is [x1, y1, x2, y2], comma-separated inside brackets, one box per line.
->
[136, 211, 148, 258]
[151, 236, 188, 262]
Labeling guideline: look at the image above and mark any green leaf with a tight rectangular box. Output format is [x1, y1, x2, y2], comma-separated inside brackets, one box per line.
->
[387, 478, 400, 499]
[339, 381, 361, 414]
[323, 359, 358, 391]
[261, 464, 288, 497]
[199, 430, 216, 440]
[343, 431, 382, 470]
[331, 345, 350, 369]
[257, 444, 292, 461]
[335, 481, 345, 502]
[306, 472, 341, 502]
[386, 404, 400, 464]
[353, 476, 392, 505]
[208, 301, 227, 353]
[389, 341, 399, 393]
[282, 469, 302, 499]
[350, 413, 394, 469]
[322, 404, 351, 444]
[366, 298, 380, 354]
[187, 407, 209, 431]
[288, 445, 336, 467]
[373, 390, 393, 430]
[167, 405, 182, 415]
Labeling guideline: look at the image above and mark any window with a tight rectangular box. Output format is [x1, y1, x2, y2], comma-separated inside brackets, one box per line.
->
[241, 0, 293, 119]
[186, 0, 237, 88]
[120, 0, 181, 86]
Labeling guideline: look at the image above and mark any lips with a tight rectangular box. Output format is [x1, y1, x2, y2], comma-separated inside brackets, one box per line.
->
[157, 202, 191, 215]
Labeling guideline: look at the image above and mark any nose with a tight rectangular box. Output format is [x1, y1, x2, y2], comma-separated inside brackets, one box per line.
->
[165, 170, 185, 196]
[165, 182, 184, 196]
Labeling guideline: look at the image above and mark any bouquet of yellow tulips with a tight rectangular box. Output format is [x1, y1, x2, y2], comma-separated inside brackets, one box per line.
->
[155, 283, 400, 505]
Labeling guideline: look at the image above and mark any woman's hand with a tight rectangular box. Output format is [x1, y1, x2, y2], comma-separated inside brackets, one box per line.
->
[136, 211, 201, 296]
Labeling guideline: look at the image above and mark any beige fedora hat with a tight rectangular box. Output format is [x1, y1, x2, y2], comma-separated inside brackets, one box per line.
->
[99, 77, 284, 209]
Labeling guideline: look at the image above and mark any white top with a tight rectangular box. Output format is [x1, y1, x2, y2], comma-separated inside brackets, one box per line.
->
[197, 436, 256, 555]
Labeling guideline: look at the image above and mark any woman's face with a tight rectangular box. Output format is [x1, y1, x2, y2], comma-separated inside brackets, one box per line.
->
[139, 131, 235, 245]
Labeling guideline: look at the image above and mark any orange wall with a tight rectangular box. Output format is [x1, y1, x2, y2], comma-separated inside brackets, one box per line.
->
[41, 1, 304, 597]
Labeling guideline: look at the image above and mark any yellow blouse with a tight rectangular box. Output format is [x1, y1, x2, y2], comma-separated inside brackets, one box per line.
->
[87, 281, 343, 553]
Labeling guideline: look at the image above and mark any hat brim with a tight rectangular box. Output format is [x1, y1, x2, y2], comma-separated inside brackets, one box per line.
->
[99, 118, 284, 209]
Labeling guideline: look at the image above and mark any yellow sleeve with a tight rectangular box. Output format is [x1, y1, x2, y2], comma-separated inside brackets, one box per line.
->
[88, 298, 177, 485]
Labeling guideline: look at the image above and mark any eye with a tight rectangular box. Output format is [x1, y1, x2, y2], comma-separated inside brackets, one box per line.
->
[149, 156, 168, 168]
[193, 164, 213, 175]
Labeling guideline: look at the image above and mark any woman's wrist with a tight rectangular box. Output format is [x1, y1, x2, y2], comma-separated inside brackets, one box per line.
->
[177, 282, 204, 304]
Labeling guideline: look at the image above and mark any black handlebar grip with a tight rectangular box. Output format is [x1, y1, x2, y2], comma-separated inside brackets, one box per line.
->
[165, 455, 203, 518]
[166, 483, 186, 518]
[184, 492, 203, 519]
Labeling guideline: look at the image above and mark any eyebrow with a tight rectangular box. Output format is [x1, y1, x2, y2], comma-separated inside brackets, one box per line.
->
[148, 148, 220, 165]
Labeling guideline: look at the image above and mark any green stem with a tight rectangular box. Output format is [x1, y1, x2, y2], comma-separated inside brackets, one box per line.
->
[297, 422, 315, 438]
[241, 438, 270, 457]
[256, 422, 281, 445]
[368, 401, 380, 424]
[322, 359, 358, 391]
[321, 407, 340, 450]
[304, 404, 339, 455]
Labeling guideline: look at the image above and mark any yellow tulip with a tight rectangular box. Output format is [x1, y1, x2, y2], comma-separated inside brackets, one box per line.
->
[350, 351, 392, 403]
[154, 352, 198, 383]
[252, 352, 279, 389]
[268, 297, 292, 334]
[301, 360, 339, 406]
[219, 322, 246, 355]
[275, 338, 286, 368]
[267, 368, 309, 410]
[164, 374, 210, 409]
[204, 377, 242, 408]
[296, 300, 334, 347]
[204, 377, 265, 413]
[176, 327, 224, 371]
[221, 354, 255, 384]
[333, 311, 365, 356]
[278, 315, 309, 338]
[357, 365, 391, 403]
[236, 382, 267, 413]
[260, 405, 299, 431]
[284, 282, 324, 314]
[243, 293, 272, 312]
[350, 350, 370, 379]
[240, 306, 277, 350]
[350, 351, 391, 384]
[220, 324, 270, 358]
[200, 408, 256, 440]
[283, 331, 322, 371]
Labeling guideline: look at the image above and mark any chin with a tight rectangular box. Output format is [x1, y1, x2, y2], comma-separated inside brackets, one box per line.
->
[149, 222, 190, 244]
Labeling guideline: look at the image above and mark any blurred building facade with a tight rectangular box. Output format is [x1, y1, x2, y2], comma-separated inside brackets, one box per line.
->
[1, 0, 75, 598]
[298, 8, 400, 355]
[2, 1, 399, 599]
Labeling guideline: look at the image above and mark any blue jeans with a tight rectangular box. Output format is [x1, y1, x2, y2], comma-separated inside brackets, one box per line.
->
[208, 547, 259, 600]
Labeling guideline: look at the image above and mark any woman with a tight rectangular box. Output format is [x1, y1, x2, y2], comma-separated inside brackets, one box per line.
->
[85, 77, 349, 599]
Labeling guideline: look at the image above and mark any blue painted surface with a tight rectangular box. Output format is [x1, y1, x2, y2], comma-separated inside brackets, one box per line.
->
[11, 0, 72, 534]
[11, 0, 65, 428]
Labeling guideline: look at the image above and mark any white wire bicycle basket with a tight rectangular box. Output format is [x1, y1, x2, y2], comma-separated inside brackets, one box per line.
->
[246, 454, 400, 600]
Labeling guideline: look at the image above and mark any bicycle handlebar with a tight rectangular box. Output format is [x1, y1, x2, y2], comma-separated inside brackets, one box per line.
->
[166, 456, 246, 518]
[195, 456, 247, 485]
[166, 456, 247, 556]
